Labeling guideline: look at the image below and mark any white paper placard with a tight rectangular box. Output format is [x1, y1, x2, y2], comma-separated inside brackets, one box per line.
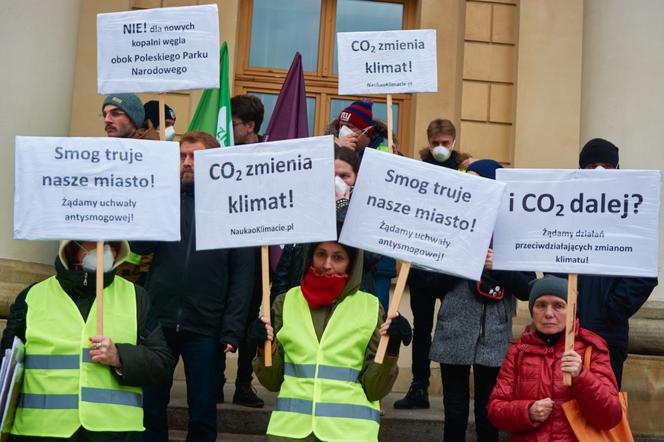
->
[493, 169, 661, 277]
[14, 136, 181, 241]
[339, 149, 505, 280]
[194, 136, 337, 250]
[337, 29, 437, 95]
[97, 4, 219, 94]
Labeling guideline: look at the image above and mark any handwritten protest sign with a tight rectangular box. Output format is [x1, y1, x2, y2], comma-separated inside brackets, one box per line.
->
[337, 29, 437, 95]
[97, 4, 219, 94]
[194, 135, 337, 250]
[14, 136, 180, 241]
[339, 149, 505, 281]
[492, 169, 661, 277]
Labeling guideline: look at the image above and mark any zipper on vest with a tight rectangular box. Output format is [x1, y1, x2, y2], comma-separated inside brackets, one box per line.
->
[83, 272, 88, 286]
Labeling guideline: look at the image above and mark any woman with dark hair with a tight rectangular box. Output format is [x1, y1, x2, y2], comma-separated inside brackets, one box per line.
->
[428, 160, 536, 442]
[271, 147, 379, 299]
[252, 232, 411, 441]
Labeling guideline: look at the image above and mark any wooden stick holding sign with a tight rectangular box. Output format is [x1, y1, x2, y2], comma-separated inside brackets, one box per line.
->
[261, 245, 272, 366]
[386, 94, 394, 153]
[96, 240, 104, 335]
[374, 261, 411, 363]
[563, 273, 578, 386]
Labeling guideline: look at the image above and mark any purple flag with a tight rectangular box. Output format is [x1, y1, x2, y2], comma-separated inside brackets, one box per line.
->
[263, 52, 309, 142]
[264, 52, 309, 271]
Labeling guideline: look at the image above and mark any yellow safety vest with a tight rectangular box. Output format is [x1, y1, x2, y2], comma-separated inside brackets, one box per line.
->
[12, 275, 144, 438]
[267, 287, 380, 442]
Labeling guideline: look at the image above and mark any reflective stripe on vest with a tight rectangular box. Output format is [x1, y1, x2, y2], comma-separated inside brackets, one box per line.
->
[267, 287, 380, 442]
[12, 276, 143, 438]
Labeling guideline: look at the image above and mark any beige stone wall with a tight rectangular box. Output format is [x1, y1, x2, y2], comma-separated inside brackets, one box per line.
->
[580, 0, 664, 302]
[460, 0, 517, 164]
[410, 0, 466, 157]
[513, 0, 583, 169]
[0, 0, 80, 264]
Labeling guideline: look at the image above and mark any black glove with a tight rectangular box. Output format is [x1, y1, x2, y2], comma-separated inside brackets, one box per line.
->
[386, 314, 412, 354]
[247, 317, 268, 346]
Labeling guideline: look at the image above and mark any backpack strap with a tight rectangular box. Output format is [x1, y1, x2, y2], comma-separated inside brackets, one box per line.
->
[583, 346, 593, 369]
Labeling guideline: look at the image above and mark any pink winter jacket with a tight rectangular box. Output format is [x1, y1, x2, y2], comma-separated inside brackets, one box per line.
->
[487, 322, 622, 441]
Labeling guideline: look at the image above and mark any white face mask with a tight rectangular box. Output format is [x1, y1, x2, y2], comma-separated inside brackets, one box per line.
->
[164, 125, 176, 141]
[595, 165, 605, 170]
[338, 125, 355, 138]
[334, 175, 349, 196]
[80, 244, 115, 273]
[432, 146, 451, 162]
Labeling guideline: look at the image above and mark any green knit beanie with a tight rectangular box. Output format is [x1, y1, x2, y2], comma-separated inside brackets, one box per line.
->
[528, 275, 568, 315]
[102, 94, 145, 128]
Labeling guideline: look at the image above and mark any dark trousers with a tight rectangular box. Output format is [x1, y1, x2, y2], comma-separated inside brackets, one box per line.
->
[236, 278, 262, 384]
[144, 329, 221, 442]
[441, 364, 500, 442]
[409, 282, 444, 386]
[608, 345, 627, 389]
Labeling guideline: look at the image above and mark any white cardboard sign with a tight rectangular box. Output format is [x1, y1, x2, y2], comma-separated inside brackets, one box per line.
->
[339, 149, 505, 280]
[493, 169, 661, 277]
[337, 29, 437, 95]
[194, 136, 337, 250]
[14, 136, 181, 241]
[97, 4, 219, 94]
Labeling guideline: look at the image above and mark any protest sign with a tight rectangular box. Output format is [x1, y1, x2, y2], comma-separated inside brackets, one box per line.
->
[97, 4, 219, 94]
[194, 135, 337, 250]
[339, 149, 505, 281]
[337, 29, 437, 95]
[14, 136, 180, 241]
[492, 169, 661, 277]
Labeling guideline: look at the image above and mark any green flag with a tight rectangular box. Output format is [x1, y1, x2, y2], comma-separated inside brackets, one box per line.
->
[187, 41, 234, 146]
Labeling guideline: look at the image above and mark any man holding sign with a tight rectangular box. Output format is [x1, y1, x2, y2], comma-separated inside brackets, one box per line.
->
[1, 240, 173, 441]
[132, 132, 255, 442]
[574, 138, 658, 387]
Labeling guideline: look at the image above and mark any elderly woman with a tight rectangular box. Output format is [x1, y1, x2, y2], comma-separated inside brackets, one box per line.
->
[253, 234, 411, 442]
[487, 276, 622, 441]
[1, 240, 173, 442]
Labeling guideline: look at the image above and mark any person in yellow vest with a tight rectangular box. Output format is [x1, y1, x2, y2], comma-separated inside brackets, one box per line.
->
[252, 237, 412, 442]
[1, 240, 174, 442]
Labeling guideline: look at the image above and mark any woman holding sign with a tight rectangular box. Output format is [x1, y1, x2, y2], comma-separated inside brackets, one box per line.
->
[487, 276, 623, 441]
[252, 222, 412, 442]
[1, 240, 173, 442]
[429, 160, 534, 442]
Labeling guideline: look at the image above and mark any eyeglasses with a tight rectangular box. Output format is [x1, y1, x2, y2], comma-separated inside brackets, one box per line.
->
[102, 109, 127, 119]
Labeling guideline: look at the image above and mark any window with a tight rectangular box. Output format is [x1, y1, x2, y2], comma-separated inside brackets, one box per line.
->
[235, 0, 415, 152]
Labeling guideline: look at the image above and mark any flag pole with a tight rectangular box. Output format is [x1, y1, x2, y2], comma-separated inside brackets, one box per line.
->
[563, 273, 578, 386]
[96, 240, 104, 335]
[261, 245, 272, 366]
[386, 94, 394, 153]
[374, 261, 411, 363]
[158, 94, 166, 142]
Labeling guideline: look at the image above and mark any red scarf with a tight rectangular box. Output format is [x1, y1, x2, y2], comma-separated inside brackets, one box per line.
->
[300, 266, 349, 309]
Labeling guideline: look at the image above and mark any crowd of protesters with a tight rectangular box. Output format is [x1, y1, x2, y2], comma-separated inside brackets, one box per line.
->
[0, 92, 657, 442]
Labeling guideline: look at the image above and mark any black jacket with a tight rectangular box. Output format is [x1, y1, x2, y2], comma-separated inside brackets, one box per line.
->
[131, 190, 256, 348]
[576, 275, 657, 353]
[1, 257, 174, 442]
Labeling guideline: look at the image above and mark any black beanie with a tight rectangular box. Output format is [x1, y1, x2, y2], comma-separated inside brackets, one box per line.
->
[144, 100, 176, 129]
[528, 276, 568, 315]
[579, 138, 619, 169]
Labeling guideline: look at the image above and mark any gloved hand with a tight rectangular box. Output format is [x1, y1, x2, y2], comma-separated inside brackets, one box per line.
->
[385, 313, 412, 354]
[247, 316, 271, 346]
